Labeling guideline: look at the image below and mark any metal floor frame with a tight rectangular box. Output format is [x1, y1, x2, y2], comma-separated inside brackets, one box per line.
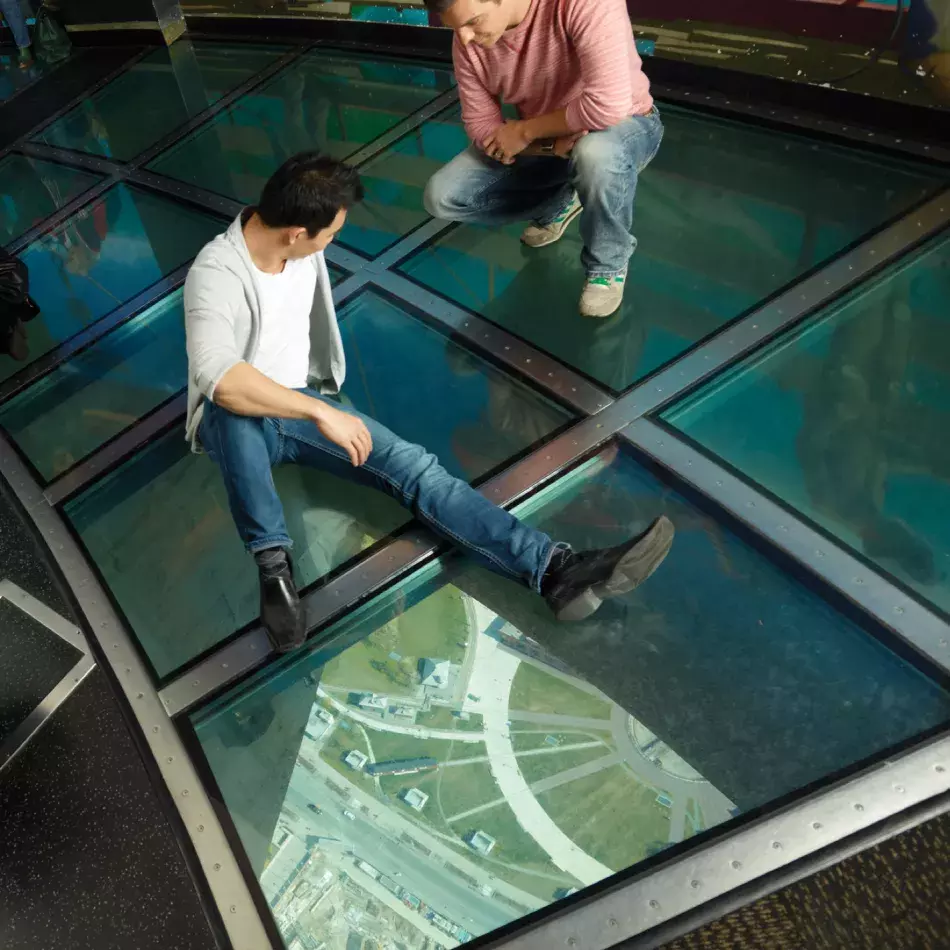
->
[1, 31, 950, 950]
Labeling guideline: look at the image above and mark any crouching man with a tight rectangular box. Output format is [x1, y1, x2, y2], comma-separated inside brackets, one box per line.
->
[184, 152, 673, 652]
[423, 0, 662, 318]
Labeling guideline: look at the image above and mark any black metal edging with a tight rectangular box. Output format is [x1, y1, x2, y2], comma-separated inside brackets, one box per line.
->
[0, 429, 275, 950]
[616, 788, 950, 950]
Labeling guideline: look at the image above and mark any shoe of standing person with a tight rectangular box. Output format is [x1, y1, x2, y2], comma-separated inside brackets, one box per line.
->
[521, 193, 582, 248]
[543, 515, 674, 622]
[17, 45, 34, 69]
[580, 267, 627, 318]
[256, 548, 306, 652]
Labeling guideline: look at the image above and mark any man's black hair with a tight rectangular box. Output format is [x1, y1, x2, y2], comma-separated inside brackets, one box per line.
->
[257, 152, 364, 237]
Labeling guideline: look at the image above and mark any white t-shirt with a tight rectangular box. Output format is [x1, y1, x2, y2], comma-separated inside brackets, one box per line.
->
[250, 257, 317, 389]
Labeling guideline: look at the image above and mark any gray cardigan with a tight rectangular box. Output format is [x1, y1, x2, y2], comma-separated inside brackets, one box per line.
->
[183, 213, 346, 450]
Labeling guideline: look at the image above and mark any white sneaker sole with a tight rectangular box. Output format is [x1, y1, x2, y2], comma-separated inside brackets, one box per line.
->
[521, 203, 583, 248]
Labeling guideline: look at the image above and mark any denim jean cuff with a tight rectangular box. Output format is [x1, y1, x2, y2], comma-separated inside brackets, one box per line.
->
[534, 540, 571, 593]
[247, 536, 294, 555]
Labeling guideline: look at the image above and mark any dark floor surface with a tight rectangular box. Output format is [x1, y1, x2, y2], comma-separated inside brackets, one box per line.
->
[650, 809, 950, 950]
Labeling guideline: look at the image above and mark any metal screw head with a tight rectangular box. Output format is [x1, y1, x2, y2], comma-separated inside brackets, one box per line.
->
[854, 803, 865, 812]
[690, 879, 701, 889]
[608, 918, 618, 928]
[936, 765, 946, 774]
[567, 939, 577, 947]
[731, 860, 742, 870]
[214, 863, 222, 872]
[812, 822, 822, 831]
[230, 905, 237, 914]
[772, 841, 782, 850]
[649, 899, 660, 910]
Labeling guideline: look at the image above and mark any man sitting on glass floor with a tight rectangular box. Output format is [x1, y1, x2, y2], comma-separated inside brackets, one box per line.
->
[184, 153, 673, 652]
[422, 0, 661, 318]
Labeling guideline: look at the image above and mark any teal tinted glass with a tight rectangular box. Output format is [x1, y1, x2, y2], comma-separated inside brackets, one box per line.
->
[337, 108, 466, 256]
[664, 231, 950, 615]
[1, 185, 222, 385]
[65, 292, 570, 678]
[190, 445, 950, 946]
[32, 41, 285, 161]
[0, 291, 186, 482]
[147, 52, 453, 252]
[0, 154, 101, 245]
[399, 105, 941, 392]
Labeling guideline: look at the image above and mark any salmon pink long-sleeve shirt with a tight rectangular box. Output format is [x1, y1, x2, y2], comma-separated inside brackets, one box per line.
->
[453, 0, 652, 147]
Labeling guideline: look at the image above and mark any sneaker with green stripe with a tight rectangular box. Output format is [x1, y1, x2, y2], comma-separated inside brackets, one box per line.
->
[580, 268, 627, 318]
[521, 193, 582, 248]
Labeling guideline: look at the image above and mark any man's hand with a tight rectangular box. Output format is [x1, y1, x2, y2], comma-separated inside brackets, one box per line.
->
[312, 403, 373, 467]
[552, 131, 587, 158]
[483, 120, 533, 164]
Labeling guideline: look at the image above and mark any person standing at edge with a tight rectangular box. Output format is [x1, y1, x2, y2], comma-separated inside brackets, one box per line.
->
[185, 152, 674, 653]
[422, 0, 661, 319]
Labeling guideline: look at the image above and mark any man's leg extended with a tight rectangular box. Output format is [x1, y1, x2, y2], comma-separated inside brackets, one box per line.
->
[281, 392, 675, 622]
[199, 400, 306, 652]
[424, 145, 571, 226]
[571, 110, 664, 318]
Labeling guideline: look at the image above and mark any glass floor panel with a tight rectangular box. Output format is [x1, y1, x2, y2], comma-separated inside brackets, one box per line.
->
[664, 230, 950, 616]
[189, 443, 950, 948]
[1, 184, 223, 385]
[337, 108, 467, 257]
[0, 154, 101, 245]
[32, 41, 287, 162]
[398, 103, 941, 392]
[147, 53, 453, 253]
[0, 291, 186, 482]
[64, 291, 572, 679]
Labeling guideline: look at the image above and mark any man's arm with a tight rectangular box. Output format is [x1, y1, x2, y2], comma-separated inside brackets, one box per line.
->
[485, 0, 637, 161]
[214, 364, 372, 466]
[185, 262, 371, 466]
[454, 38, 504, 148]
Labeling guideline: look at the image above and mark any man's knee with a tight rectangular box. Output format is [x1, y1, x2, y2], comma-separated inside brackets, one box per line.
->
[571, 130, 628, 184]
[423, 165, 461, 220]
[423, 150, 485, 221]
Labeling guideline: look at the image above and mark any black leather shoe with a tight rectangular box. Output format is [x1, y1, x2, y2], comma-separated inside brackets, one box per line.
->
[543, 516, 675, 622]
[257, 550, 306, 652]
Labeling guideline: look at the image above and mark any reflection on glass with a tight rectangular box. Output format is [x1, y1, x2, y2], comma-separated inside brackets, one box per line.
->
[178, 0, 431, 27]
[0, 292, 187, 481]
[0, 155, 101, 245]
[190, 445, 950, 948]
[399, 104, 940, 392]
[33, 41, 285, 161]
[665, 232, 950, 615]
[337, 110, 467, 256]
[65, 293, 571, 678]
[147, 51, 452, 217]
[0, 185, 223, 384]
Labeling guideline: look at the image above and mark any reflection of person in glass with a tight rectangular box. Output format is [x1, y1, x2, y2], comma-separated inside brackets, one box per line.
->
[185, 153, 674, 653]
[0, 0, 34, 68]
[0, 247, 40, 363]
[789, 283, 944, 589]
[422, 0, 660, 319]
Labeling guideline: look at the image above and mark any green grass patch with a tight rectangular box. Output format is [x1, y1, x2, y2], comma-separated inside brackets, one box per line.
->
[457, 803, 561, 875]
[362, 728, 456, 766]
[437, 759, 501, 820]
[537, 765, 671, 871]
[516, 745, 613, 786]
[510, 730, 612, 753]
[416, 706, 484, 732]
[319, 726, 375, 791]
[321, 586, 471, 696]
[508, 663, 612, 722]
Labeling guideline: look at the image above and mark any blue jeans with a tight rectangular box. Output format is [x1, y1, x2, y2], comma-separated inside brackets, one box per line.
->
[0, 0, 30, 48]
[424, 109, 664, 278]
[198, 390, 558, 592]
